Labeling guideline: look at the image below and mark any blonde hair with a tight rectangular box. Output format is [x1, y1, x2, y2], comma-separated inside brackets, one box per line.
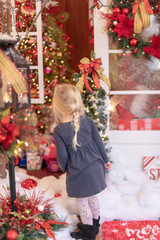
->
[52, 84, 84, 150]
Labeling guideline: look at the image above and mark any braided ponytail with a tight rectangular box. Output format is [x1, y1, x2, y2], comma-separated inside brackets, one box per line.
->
[72, 110, 80, 150]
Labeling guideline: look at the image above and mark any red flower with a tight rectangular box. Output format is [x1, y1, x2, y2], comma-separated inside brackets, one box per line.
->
[0, 115, 20, 150]
[143, 35, 160, 59]
[113, 14, 134, 39]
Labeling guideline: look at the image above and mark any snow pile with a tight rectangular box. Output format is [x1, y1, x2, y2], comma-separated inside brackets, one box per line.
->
[99, 149, 160, 223]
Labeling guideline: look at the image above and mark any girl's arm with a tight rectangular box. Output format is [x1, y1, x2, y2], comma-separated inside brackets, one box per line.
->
[91, 118, 109, 163]
[53, 130, 68, 172]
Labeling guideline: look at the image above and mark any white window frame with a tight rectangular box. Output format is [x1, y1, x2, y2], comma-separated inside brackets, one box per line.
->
[11, 0, 44, 104]
[94, 1, 160, 144]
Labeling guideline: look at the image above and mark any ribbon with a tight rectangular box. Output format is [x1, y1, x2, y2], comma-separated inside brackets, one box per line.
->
[35, 219, 68, 240]
[0, 49, 27, 94]
[132, 0, 153, 33]
[77, 57, 110, 94]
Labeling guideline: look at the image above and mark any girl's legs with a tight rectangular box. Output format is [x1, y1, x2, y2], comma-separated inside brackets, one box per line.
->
[77, 195, 100, 224]
[71, 196, 99, 239]
[88, 195, 100, 220]
[77, 197, 93, 225]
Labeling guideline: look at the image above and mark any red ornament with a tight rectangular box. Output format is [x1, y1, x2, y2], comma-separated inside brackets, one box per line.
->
[21, 179, 38, 190]
[6, 229, 18, 240]
[122, 8, 129, 15]
[112, 7, 121, 14]
[133, 48, 137, 54]
[130, 38, 138, 46]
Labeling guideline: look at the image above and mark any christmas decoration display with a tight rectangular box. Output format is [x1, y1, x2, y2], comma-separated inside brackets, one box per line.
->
[0, 188, 68, 239]
[15, 0, 73, 132]
[109, 53, 160, 130]
[76, 55, 111, 93]
[143, 155, 160, 180]
[100, 0, 160, 59]
[102, 221, 160, 240]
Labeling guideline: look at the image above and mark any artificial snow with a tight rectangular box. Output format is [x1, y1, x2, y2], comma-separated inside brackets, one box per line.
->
[1, 148, 160, 239]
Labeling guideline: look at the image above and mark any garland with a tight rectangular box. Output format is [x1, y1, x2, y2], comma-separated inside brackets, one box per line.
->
[95, 0, 160, 59]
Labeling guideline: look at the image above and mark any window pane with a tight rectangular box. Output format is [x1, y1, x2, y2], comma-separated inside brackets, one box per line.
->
[109, 53, 160, 91]
[109, 94, 160, 130]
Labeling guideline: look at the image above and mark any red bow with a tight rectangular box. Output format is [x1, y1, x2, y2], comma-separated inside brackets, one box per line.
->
[132, 0, 153, 15]
[35, 220, 68, 240]
[78, 57, 102, 93]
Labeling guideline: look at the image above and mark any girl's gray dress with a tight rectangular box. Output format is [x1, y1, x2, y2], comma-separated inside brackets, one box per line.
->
[53, 116, 108, 198]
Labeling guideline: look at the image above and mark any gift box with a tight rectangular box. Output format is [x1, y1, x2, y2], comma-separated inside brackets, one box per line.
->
[27, 152, 42, 170]
[143, 155, 160, 180]
[117, 118, 160, 130]
[102, 220, 160, 240]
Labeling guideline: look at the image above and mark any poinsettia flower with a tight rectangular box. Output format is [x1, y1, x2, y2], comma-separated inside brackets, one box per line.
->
[113, 14, 134, 39]
[143, 35, 160, 59]
[0, 115, 20, 150]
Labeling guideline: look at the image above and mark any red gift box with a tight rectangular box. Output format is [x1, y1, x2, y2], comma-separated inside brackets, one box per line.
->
[102, 221, 160, 240]
[117, 118, 160, 130]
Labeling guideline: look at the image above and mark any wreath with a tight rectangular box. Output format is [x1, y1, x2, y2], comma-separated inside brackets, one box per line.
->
[94, 0, 160, 59]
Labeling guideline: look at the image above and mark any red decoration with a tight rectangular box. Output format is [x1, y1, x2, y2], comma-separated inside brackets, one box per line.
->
[117, 118, 160, 130]
[122, 8, 129, 15]
[54, 193, 62, 198]
[21, 179, 38, 190]
[21, 4, 35, 16]
[6, 229, 18, 240]
[143, 34, 160, 59]
[0, 189, 68, 239]
[130, 38, 138, 46]
[102, 221, 160, 240]
[93, 0, 101, 10]
[116, 104, 137, 119]
[113, 7, 121, 14]
[113, 14, 134, 39]
[133, 48, 137, 54]
[78, 58, 102, 93]
[0, 115, 20, 150]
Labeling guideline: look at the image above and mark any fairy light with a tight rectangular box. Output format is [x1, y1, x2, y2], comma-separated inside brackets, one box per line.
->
[25, 142, 29, 147]
[17, 139, 20, 144]
[14, 150, 18, 154]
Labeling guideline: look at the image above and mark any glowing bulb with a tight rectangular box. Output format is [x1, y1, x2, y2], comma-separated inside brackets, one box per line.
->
[108, 104, 114, 111]
[25, 142, 29, 146]
[14, 150, 18, 154]
[3, 92, 10, 103]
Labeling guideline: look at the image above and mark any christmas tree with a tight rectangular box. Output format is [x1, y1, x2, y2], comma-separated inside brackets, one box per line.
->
[73, 54, 111, 153]
[15, 0, 73, 133]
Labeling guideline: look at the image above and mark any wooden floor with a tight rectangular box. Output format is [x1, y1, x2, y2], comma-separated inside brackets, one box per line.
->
[26, 167, 102, 240]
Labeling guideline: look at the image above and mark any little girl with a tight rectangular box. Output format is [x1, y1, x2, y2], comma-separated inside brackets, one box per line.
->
[52, 84, 111, 240]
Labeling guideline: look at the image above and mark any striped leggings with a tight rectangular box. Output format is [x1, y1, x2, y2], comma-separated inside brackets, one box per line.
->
[77, 195, 99, 225]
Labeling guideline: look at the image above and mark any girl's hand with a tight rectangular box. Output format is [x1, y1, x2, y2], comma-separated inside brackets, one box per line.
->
[105, 162, 111, 170]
